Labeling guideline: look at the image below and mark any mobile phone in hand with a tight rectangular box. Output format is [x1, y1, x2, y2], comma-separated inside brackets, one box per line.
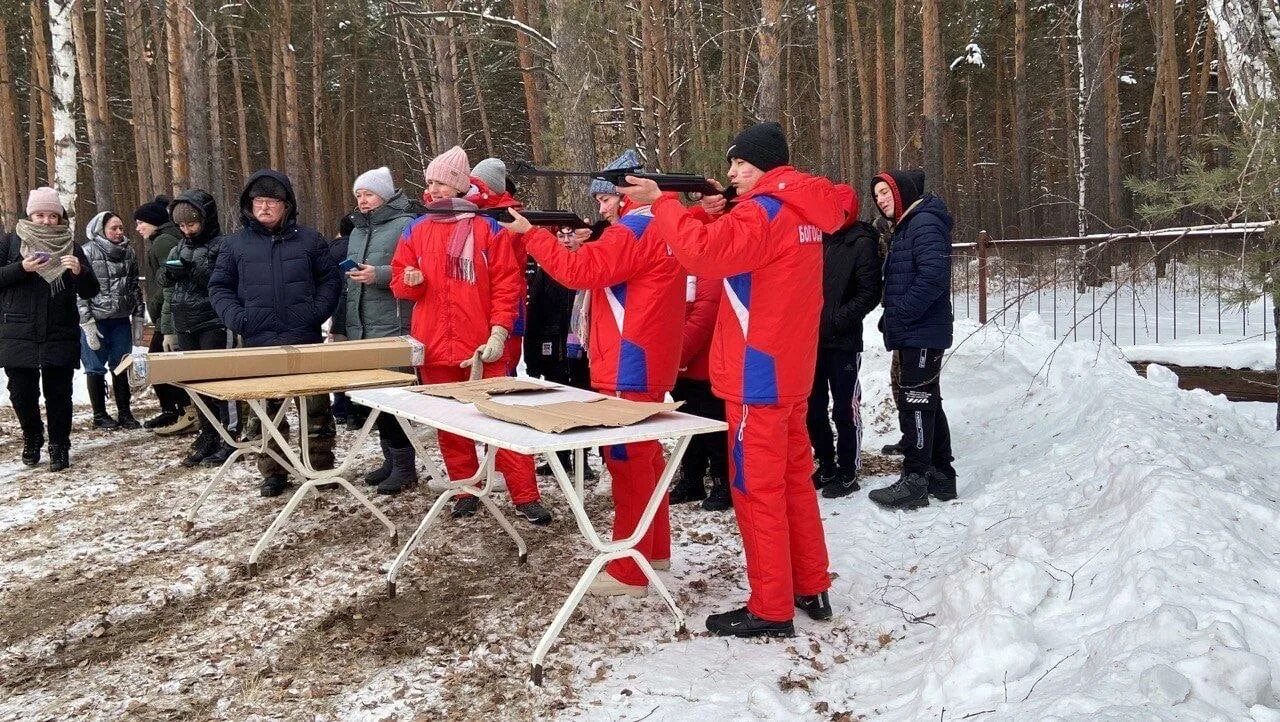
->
[339, 258, 360, 273]
[31, 251, 50, 263]
[164, 258, 185, 268]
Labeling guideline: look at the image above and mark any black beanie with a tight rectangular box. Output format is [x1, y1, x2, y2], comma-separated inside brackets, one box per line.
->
[726, 122, 789, 172]
[247, 175, 289, 201]
[134, 195, 171, 226]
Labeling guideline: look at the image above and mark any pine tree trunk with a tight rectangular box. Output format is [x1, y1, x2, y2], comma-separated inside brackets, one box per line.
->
[846, 0, 875, 187]
[545, 0, 599, 215]
[464, 37, 496, 158]
[206, 13, 227, 227]
[30, 0, 57, 181]
[267, 32, 281, 170]
[227, 24, 250, 182]
[613, 18, 639, 148]
[1104, 8, 1123, 223]
[45, 0, 78, 222]
[180, 0, 209, 190]
[0, 17, 24, 227]
[124, 0, 158, 199]
[921, 0, 942, 188]
[1013, 0, 1031, 235]
[71, 0, 114, 210]
[311, 0, 327, 233]
[637, 11, 658, 155]
[893, 0, 906, 165]
[512, 0, 551, 205]
[873, 4, 892, 170]
[1158, 0, 1180, 176]
[816, 0, 840, 178]
[165, 0, 189, 191]
[756, 0, 782, 121]
[281, 0, 303, 195]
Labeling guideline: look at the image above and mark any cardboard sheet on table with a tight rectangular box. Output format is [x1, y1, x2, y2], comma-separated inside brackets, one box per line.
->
[411, 377, 551, 403]
[473, 397, 683, 434]
[181, 369, 416, 401]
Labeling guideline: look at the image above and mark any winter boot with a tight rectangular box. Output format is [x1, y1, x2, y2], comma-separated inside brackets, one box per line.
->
[113, 374, 141, 429]
[87, 375, 118, 430]
[451, 494, 480, 518]
[705, 607, 794, 638]
[812, 462, 838, 489]
[156, 407, 198, 436]
[668, 470, 707, 504]
[21, 435, 43, 467]
[182, 427, 218, 467]
[795, 591, 833, 621]
[820, 468, 861, 499]
[702, 477, 733, 511]
[376, 445, 419, 495]
[515, 500, 553, 526]
[868, 472, 930, 510]
[927, 468, 958, 501]
[364, 441, 394, 486]
[259, 474, 290, 498]
[202, 439, 236, 467]
[144, 407, 178, 430]
[47, 443, 70, 473]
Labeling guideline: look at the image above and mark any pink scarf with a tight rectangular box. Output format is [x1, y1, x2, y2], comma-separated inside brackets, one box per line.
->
[425, 199, 478, 284]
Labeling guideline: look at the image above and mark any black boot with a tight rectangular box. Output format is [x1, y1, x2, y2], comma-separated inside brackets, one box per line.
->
[668, 471, 707, 504]
[376, 445, 418, 495]
[515, 499, 553, 525]
[795, 591, 833, 621]
[87, 375, 118, 430]
[820, 468, 861, 499]
[21, 435, 43, 467]
[812, 462, 838, 490]
[927, 468, 958, 501]
[702, 478, 733, 511]
[112, 374, 141, 429]
[452, 494, 480, 518]
[705, 607, 794, 638]
[47, 443, 70, 472]
[144, 409, 178, 429]
[259, 474, 290, 498]
[364, 441, 393, 486]
[868, 472, 930, 510]
[182, 427, 218, 467]
[202, 439, 236, 467]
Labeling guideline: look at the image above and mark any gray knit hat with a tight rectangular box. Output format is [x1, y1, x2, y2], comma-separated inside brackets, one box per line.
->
[472, 158, 508, 196]
[353, 166, 395, 201]
[589, 149, 642, 197]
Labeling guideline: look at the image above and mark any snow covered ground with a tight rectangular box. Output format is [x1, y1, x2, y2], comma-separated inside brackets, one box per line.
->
[1, 313, 1278, 720]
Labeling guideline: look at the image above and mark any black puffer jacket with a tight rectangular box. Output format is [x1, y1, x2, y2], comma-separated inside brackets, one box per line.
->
[157, 189, 225, 334]
[0, 232, 100, 368]
[143, 221, 183, 323]
[208, 169, 340, 347]
[523, 264, 578, 379]
[819, 220, 883, 352]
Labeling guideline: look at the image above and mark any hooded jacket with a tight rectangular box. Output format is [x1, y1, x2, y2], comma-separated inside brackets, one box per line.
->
[650, 165, 846, 405]
[208, 169, 341, 347]
[345, 192, 416, 340]
[872, 170, 953, 350]
[157, 189, 225, 335]
[143, 221, 183, 324]
[390, 202, 523, 367]
[819, 186, 882, 353]
[79, 212, 144, 323]
[523, 199, 685, 394]
[0, 229, 100, 368]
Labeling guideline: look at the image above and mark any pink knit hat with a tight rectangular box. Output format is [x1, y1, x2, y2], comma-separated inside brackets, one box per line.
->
[26, 187, 65, 218]
[425, 146, 471, 194]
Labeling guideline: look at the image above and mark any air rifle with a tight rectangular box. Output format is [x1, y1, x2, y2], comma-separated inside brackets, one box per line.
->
[418, 204, 596, 229]
[511, 160, 737, 201]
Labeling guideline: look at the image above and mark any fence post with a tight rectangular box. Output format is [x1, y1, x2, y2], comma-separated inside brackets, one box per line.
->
[977, 230, 990, 324]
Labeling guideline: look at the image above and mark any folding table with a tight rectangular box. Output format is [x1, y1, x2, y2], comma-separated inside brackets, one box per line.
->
[348, 379, 728, 685]
[176, 369, 421, 575]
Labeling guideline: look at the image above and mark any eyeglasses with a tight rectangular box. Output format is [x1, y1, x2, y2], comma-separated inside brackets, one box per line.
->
[252, 197, 284, 208]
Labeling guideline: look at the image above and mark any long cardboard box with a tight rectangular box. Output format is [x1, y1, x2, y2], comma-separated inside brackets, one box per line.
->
[117, 337, 425, 387]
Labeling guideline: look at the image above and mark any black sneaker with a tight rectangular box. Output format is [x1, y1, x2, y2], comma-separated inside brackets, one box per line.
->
[812, 464, 838, 489]
[202, 442, 235, 467]
[881, 442, 904, 456]
[820, 469, 861, 499]
[868, 472, 930, 510]
[705, 607, 794, 638]
[515, 500, 553, 525]
[117, 411, 142, 430]
[21, 436, 42, 467]
[92, 412, 119, 430]
[795, 591, 833, 621]
[452, 495, 480, 518]
[702, 479, 733, 511]
[48, 444, 70, 473]
[259, 475, 290, 497]
[927, 468, 958, 501]
[143, 410, 178, 430]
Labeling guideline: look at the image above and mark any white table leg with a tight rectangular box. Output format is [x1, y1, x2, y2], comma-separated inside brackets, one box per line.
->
[574, 447, 585, 501]
[397, 415, 444, 488]
[528, 436, 693, 685]
[180, 390, 286, 531]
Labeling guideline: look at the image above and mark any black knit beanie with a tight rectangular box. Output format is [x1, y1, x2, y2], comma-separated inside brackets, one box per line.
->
[726, 122, 789, 172]
[247, 175, 289, 201]
[134, 195, 171, 225]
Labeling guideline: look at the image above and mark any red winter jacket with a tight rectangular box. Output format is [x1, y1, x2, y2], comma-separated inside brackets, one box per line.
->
[390, 212, 523, 367]
[524, 203, 684, 394]
[651, 166, 846, 405]
[468, 179, 528, 337]
[680, 276, 722, 381]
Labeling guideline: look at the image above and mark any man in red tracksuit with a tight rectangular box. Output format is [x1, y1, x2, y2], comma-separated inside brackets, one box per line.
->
[500, 150, 684, 597]
[620, 122, 843, 637]
[391, 146, 550, 526]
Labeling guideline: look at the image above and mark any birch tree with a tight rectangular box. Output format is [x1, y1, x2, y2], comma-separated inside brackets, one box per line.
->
[46, 0, 78, 222]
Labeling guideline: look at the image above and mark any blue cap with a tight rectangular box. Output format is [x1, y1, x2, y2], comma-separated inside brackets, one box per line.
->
[589, 149, 642, 197]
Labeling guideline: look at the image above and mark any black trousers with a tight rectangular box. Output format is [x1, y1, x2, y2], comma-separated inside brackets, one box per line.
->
[671, 377, 728, 482]
[177, 327, 231, 431]
[147, 329, 187, 412]
[6, 366, 74, 446]
[806, 349, 863, 474]
[895, 347, 955, 477]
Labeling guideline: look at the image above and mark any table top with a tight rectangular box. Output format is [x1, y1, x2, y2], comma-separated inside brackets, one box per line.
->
[348, 379, 728, 454]
[178, 369, 417, 401]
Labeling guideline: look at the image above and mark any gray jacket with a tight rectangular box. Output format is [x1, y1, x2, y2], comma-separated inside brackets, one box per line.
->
[345, 193, 415, 339]
[79, 212, 144, 323]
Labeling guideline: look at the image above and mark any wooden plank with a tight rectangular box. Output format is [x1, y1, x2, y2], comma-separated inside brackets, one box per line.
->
[1129, 362, 1276, 403]
[178, 370, 417, 401]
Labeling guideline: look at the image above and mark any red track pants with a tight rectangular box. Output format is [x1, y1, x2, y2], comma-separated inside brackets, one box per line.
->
[727, 400, 831, 621]
[603, 390, 672, 586]
[419, 364, 540, 504]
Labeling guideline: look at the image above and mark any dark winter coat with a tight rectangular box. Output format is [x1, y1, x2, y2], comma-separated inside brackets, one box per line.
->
[522, 263, 578, 379]
[329, 232, 349, 337]
[819, 220, 882, 353]
[878, 189, 954, 351]
[345, 193, 415, 340]
[79, 214, 144, 323]
[0, 232, 101, 368]
[157, 190, 225, 335]
[143, 221, 183, 324]
[208, 169, 340, 347]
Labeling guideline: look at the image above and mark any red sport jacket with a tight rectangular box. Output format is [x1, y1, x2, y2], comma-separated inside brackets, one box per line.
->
[524, 201, 684, 394]
[650, 166, 846, 405]
[680, 275, 722, 381]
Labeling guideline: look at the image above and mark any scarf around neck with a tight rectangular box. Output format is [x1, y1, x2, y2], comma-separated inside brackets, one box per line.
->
[16, 219, 73, 294]
[425, 198, 479, 284]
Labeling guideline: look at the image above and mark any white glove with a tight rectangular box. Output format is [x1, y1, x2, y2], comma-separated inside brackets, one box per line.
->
[81, 320, 102, 351]
[460, 325, 509, 367]
[162, 334, 178, 352]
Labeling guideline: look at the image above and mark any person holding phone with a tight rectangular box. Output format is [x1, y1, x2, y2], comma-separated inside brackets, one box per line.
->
[343, 167, 419, 495]
[0, 187, 100, 471]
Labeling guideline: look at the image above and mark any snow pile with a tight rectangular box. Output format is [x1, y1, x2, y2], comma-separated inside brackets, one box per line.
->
[580, 313, 1280, 719]
[1123, 338, 1276, 371]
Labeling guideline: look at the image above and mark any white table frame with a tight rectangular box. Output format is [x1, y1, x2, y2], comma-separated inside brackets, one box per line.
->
[349, 381, 726, 685]
[179, 377, 425, 576]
